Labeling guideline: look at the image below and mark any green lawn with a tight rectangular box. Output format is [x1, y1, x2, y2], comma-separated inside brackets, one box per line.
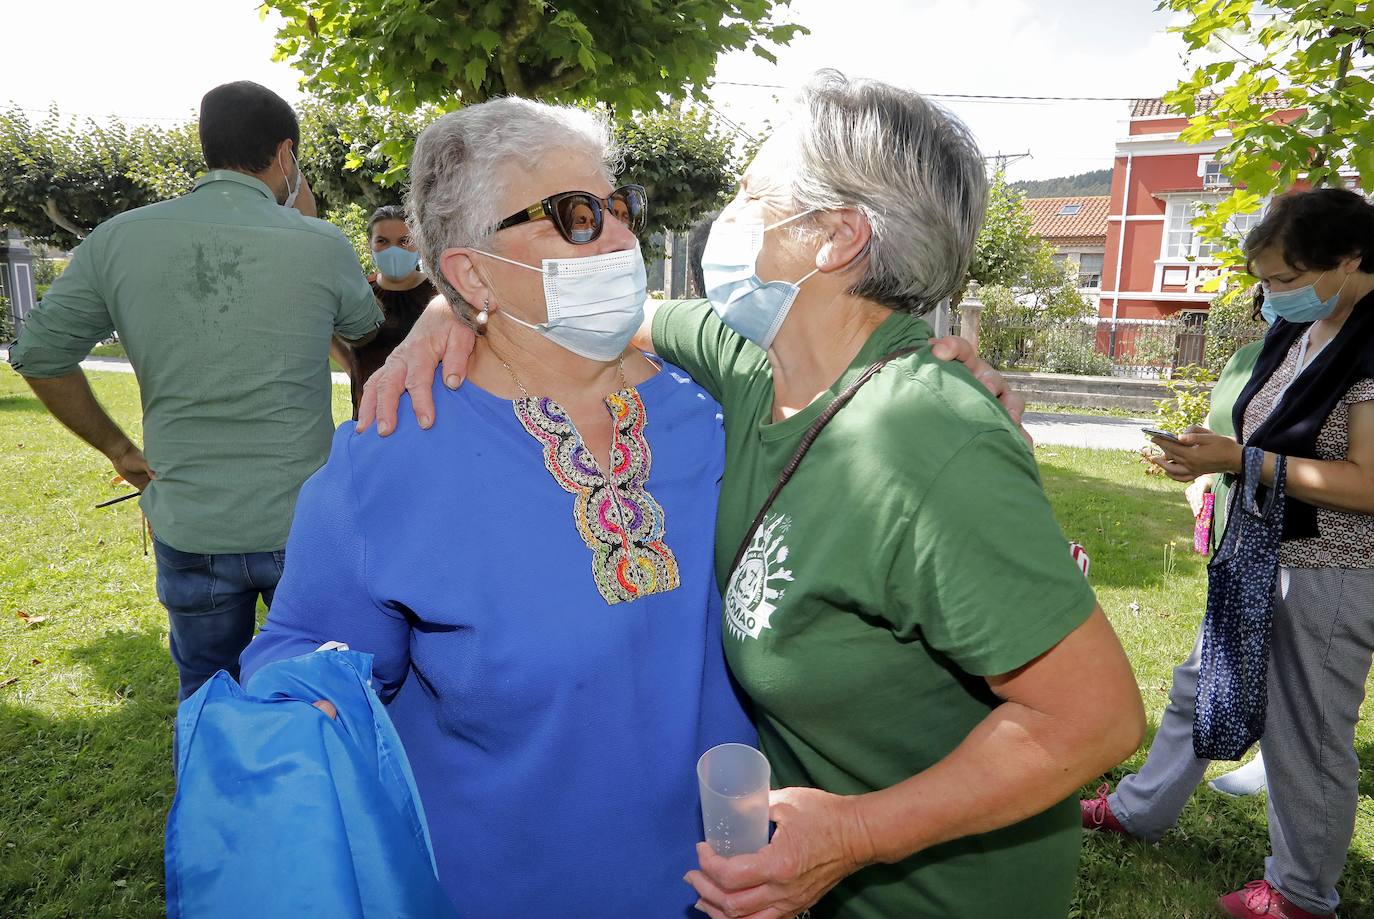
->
[1028, 402, 1151, 420]
[1, 368, 1371, 918]
[87, 341, 349, 374]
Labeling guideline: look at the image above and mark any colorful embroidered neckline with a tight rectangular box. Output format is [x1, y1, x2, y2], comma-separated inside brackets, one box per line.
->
[512, 388, 680, 605]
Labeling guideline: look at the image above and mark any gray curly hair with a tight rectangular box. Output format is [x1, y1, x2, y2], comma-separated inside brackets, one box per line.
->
[406, 98, 620, 324]
[782, 70, 988, 315]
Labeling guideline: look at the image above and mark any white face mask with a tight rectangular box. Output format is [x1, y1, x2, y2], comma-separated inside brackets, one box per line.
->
[473, 246, 648, 361]
[280, 148, 302, 208]
[701, 209, 819, 349]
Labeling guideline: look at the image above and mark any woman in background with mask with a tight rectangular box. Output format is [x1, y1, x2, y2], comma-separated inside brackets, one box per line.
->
[1086, 188, 1374, 919]
[333, 205, 438, 418]
[238, 97, 756, 916]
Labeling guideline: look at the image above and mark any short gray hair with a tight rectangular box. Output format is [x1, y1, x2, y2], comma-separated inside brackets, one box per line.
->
[784, 70, 988, 315]
[406, 98, 619, 321]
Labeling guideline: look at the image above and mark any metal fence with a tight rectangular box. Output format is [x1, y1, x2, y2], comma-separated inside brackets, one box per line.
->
[976, 315, 1265, 379]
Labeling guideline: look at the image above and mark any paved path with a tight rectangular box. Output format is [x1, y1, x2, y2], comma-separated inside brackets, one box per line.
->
[1023, 411, 1154, 451]
[0, 348, 351, 386]
[3, 348, 1149, 451]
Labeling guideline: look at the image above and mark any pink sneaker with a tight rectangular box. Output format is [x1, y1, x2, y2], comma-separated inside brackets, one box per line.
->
[1080, 783, 1132, 836]
[1218, 880, 1333, 919]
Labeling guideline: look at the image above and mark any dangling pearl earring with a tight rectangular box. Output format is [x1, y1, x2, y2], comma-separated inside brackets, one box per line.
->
[475, 296, 490, 328]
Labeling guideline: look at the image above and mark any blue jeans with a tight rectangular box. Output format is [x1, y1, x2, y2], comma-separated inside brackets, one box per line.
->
[153, 535, 285, 702]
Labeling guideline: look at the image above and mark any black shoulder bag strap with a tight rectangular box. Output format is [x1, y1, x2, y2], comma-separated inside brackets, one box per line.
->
[727, 346, 925, 577]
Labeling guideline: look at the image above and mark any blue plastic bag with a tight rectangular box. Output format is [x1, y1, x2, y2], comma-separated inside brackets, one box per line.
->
[165, 650, 456, 918]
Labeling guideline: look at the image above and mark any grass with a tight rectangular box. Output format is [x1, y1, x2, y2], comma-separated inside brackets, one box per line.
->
[1, 368, 1370, 917]
[85, 341, 349, 374]
[87, 342, 127, 359]
[1036, 445, 1374, 918]
[1028, 402, 1152, 420]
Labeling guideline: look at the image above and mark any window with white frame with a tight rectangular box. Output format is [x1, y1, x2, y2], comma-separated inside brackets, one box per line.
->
[1202, 159, 1230, 188]
[1078, 253, 1103, 288]
[1162, 197, 1267, 261]
[1226, 207, 1264, 243]
[1164, 200, 1218, 259]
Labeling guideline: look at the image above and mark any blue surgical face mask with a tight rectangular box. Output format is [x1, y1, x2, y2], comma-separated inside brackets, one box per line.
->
[375, 245, 420, 280]
[473, 246, 647, 361]
[701, 209, 820, 349]
[1261, 270, 1348, 324]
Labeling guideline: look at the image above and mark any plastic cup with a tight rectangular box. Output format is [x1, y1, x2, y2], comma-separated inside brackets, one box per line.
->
[697, 743, 771, 856]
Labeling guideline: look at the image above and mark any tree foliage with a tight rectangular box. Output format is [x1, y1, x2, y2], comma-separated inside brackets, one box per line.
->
[615, 106, 738, 245]
[0, 108, 204, 249]
[1203, 278, 1267, 374]
[1, 98, 743, 266]
[260, 0, 805, 114]
[969, 172, 1041, 290]
[979, 246, 1092, 322]
[1158, 0, 1374, 270]
[1011, 168, 1112, 198]
[297, 100, 433, 213]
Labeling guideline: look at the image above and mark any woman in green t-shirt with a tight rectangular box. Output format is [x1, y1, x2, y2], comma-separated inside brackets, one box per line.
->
[362, 72, 1148, 919]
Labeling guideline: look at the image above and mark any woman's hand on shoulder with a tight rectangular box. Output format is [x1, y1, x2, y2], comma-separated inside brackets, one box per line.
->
[929, 336, 1030, 444]
[685, 787, 874, 919]
[356, 296, 475, 436]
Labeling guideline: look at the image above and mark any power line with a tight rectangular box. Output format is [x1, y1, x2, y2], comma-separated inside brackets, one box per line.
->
[712, 81, 1149, 103]
[697, 98, 758, 143]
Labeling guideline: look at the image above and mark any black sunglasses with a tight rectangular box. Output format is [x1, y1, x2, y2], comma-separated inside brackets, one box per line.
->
[495, 184, 647, 245]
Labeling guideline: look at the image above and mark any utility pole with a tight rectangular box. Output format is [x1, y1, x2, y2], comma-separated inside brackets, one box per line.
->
[984, 151, 1032, 173]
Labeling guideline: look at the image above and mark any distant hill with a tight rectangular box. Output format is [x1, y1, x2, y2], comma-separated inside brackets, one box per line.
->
[1012, 169, 1112, 198]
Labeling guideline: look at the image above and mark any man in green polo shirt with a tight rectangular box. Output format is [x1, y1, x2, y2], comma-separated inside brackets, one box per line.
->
[8, 81, 382, 702]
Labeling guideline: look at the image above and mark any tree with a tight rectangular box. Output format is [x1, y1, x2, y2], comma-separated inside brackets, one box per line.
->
[976, 245, 1104, 375]
[615, 105, 738, 254]
[968, 171, 1041, 290]
[0, 107, 204, 249]
[297, 99, 431, 213]
[0, 102, 418, 246]
[1203, 279, 1267, 375]
[1158, 0, 1374, 269]
[0, 99, 740, 258]
[261, 0, 806, 116]
[1011, 169, 1112, 198]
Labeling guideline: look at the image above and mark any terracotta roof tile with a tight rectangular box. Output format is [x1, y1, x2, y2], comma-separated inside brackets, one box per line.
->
[1131, 93, 1294, 118]
[1023, 195, 1110, 241]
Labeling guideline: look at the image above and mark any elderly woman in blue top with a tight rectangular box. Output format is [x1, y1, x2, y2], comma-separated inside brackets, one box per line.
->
[362, 73, 1146, 919]
[238, 98, 755, 916]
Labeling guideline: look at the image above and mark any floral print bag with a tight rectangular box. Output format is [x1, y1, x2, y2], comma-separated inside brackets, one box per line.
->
[1193, 446, 1287, 760]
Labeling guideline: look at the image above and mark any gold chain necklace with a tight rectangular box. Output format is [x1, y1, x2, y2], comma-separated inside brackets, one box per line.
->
[496, 354, 627, 398]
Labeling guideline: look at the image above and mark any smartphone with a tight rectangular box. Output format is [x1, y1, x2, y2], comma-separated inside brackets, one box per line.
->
[1141, 427, 1185, 444]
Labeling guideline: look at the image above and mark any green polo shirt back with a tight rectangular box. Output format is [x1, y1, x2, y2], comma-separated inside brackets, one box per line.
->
[8, 171, 382, 553]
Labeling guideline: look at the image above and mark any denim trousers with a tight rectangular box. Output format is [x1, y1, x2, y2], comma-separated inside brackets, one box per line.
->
[152, 535, 285, 702]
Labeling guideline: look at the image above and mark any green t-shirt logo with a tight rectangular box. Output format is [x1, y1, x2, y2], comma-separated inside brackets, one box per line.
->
[726, 514, 795, 641]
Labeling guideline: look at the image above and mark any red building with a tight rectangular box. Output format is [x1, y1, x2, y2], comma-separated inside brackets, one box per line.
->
[1100, 96, 1305, 322]
[1024, 195, 1110, 310]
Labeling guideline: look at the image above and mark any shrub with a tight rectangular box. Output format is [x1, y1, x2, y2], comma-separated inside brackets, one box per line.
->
[1204, 283, 1267, 376]
[1039, 327, 1113, 376]
[0, 294, 14, 344]
[1153, 363, 1217, 434]
[325, 203, 373, 275]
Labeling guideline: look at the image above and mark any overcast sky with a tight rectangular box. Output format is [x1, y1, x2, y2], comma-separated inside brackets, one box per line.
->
[4, 0, 1197, 182]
